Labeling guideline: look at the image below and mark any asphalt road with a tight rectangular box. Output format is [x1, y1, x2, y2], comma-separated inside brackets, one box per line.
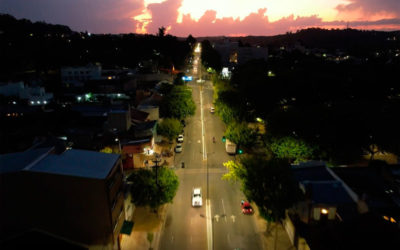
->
[159, 51, 263, 250]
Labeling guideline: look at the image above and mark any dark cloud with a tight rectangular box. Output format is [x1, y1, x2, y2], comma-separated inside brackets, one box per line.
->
[0, 0, 144, 33]
[336, 0, 400, 17]
[146, 0, 182, 33]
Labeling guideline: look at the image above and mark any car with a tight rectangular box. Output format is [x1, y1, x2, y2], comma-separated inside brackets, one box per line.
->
[175, 143, 183, 153]
[192, 188, 203, 207]
[241, 201, 253, 214]
[210, 107, 215, 113]
[177, 134, 184, 143]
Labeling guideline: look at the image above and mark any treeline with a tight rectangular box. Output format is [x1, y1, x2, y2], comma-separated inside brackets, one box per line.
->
[206, 43, 400, 165]
[201, 28, 400, 56]
[0, 14, 192, 80]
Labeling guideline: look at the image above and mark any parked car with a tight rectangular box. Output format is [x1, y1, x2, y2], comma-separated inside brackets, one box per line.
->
[192, 188, 203, 207]
[177, 134, 184, 143]
[241, 201, 253, 214]
[181, 119, 186, 127]
[210, 107, 215, 113]
[175, 143, 183, 153]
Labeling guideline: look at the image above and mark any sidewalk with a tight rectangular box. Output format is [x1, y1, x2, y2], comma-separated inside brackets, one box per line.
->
[253, 205, 296, 250]
[120, 204, 168, 250]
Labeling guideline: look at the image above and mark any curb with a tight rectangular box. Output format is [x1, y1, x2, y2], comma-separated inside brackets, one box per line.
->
[151, 204, 169, 250]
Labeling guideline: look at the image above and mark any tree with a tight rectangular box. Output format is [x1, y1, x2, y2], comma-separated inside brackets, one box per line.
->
[268, 136, 316, 163]
[158, 26, 166, 37]
[173, 72, 184, 85]
[225, 122, 256, 148]
[201, 40, 222, 72]
[161, 86, 196, 119]
[214, 90, 246, 124]
[157, 118, 183, 141]
[186, 34, 196, 48]
[223, 156, 300, 223]
[128, 167, 179, 210]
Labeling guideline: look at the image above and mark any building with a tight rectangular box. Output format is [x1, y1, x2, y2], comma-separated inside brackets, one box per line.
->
[214, 40, 268, 67]
[108, 109, 132, 132]
[61, 64, 102, 87]
[0, 145, 125, 250]
[0, 81, 53, 105]
[285, 162, 400, 250]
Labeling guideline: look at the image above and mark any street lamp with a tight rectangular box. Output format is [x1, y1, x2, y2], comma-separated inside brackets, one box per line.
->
[115, 138, 121, 153]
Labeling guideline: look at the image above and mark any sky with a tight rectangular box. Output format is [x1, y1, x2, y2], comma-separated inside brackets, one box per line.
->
[0, 0, 399, 36]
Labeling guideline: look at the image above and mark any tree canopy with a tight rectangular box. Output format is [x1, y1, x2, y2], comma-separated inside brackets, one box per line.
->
[268, 136, 316, 164]
[157, 118, 183, 141]
[128, 167, 179, 209]
[225, 122, 257, 148]
[161, 85, 196, 119]
[223, 156, 300, 222]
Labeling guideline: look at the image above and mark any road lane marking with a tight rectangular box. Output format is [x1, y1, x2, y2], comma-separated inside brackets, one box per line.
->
[206, 199, 213, 250]
[227, 233, 231, 243]
[221, 199, 227, 223]
[171, 234, 174, 243]
[200, 87, 207, 160]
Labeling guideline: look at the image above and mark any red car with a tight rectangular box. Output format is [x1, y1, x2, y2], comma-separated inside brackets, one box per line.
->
[241, 201, 254, 214]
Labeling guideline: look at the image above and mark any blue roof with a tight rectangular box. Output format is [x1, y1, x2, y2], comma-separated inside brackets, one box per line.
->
[292, 165, 335, 182]
[307, 181, 355, 204]
[0, 147, 53, 174]
[29, 149, 120, 179]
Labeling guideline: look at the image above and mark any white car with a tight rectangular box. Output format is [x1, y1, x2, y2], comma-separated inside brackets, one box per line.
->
[210, 107, 215, 113]
[177, 134, 184, 143]
[192, 188, 203, 207]
[175, 143, 183, 153]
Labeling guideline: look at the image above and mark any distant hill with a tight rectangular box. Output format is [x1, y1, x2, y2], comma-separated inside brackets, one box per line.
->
[197, 28, 400, 53]
[0, 13, 73, 35]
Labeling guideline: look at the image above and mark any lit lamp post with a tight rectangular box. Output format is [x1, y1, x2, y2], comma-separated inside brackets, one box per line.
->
[115, 138, 121, 153]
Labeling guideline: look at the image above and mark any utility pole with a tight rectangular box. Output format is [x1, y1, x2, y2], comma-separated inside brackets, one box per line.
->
[152, 153, 162, 188]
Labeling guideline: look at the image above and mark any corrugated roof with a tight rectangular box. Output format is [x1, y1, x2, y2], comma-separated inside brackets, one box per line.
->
[0, 147, 53, 174]
[29, 149, 120, 179]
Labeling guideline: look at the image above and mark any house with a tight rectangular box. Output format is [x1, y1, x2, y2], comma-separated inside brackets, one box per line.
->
[291, 163, 358, 224]
[119, 121, 158, 170]
[285, 162, 400, 250]
[0, 144, 126, 250]
[137, 93, 162, 121]
[332, 165, 400, 226]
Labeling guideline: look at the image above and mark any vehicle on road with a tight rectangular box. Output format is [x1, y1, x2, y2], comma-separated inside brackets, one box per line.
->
[241, 201, 253, 214]
[175, 143, 183, 153]
[177, 134, 184, 143]
[192, 188, 203, 207]
[210, 107, 215, 113]
[225, 139, 237, 155]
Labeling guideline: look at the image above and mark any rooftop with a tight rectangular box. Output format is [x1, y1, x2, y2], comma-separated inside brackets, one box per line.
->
[29, 149, 120, 179]
[1, 148, 120, 179]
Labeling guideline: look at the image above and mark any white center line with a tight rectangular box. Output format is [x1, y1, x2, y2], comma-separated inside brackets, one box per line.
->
[200, 87, 207, 160]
